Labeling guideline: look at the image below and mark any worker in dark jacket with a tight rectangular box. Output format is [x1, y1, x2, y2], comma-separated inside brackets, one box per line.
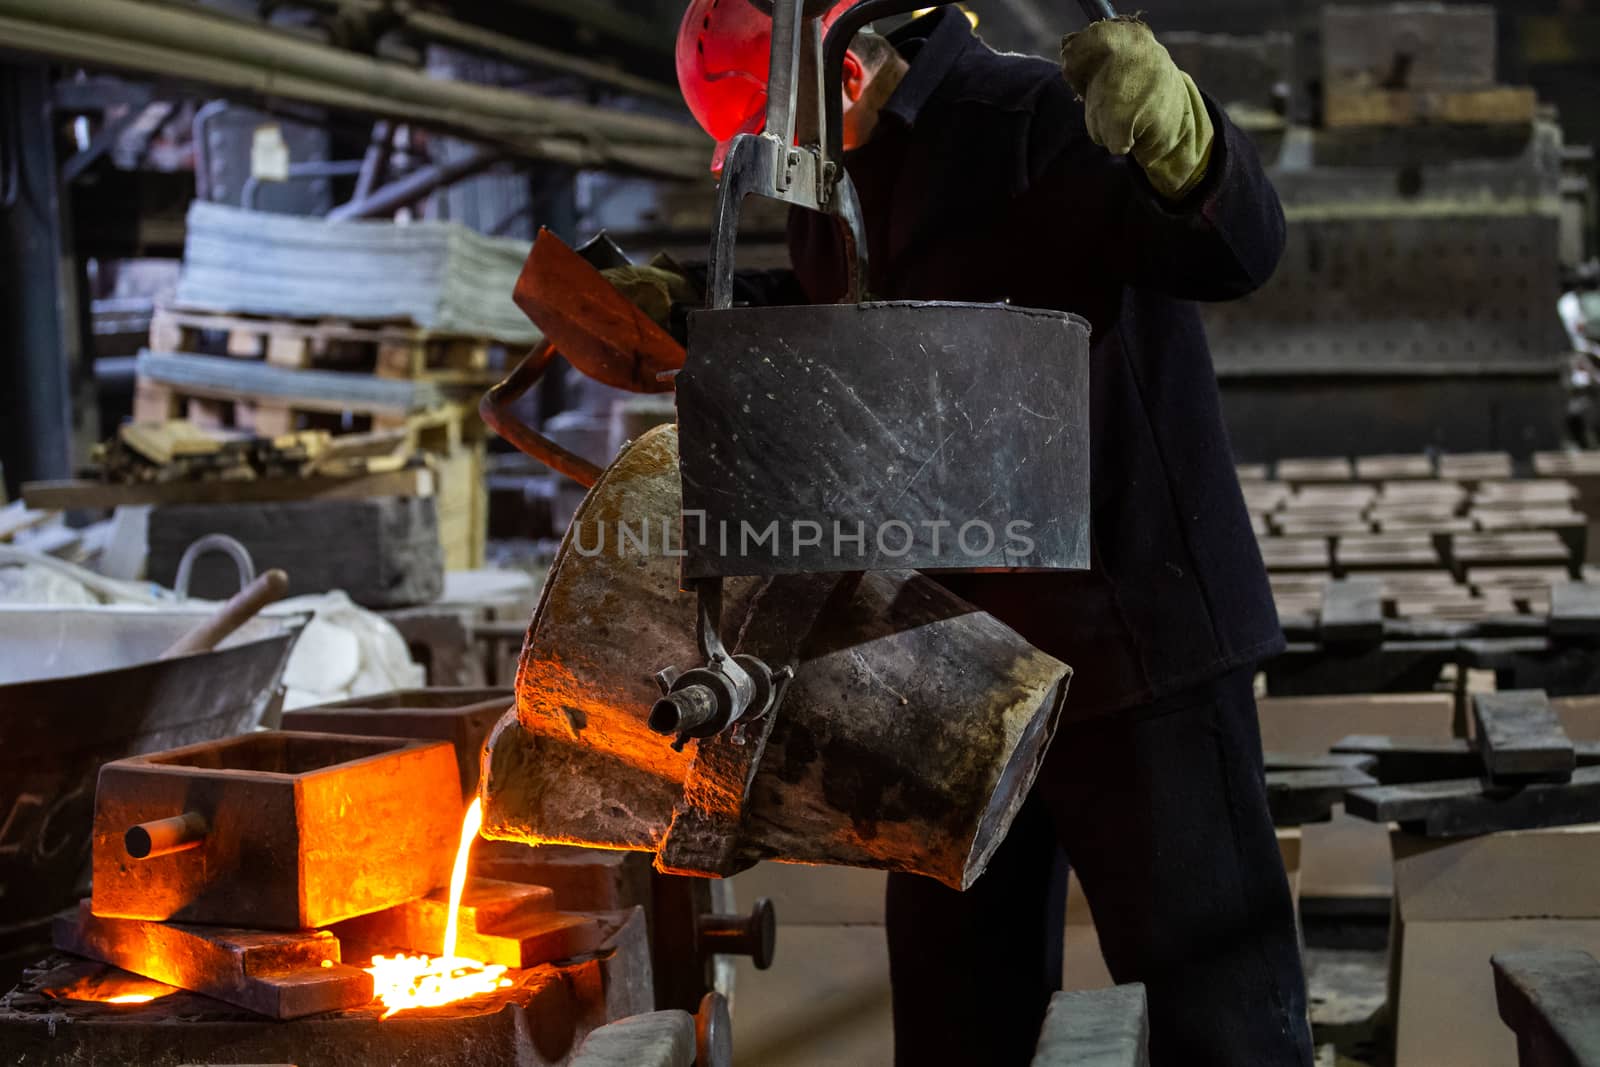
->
[614, 7, 1312, 1065]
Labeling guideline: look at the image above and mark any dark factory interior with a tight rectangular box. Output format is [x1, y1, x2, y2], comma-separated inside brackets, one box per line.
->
[2, 1, 1600, 1064]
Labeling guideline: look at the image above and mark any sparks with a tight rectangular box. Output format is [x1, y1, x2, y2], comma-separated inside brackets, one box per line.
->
[364, 798, 513, 1018]
[364, 953, 511, 1018]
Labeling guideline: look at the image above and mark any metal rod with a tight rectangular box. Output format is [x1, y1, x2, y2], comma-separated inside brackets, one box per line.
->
[125, 811, 208, 860]
[478, 340, 604, 488]
[327, 146, 499, 220]
[241, 158, 363, 211]
[765, 0, 808, 154]
[352, 119, 392, 202]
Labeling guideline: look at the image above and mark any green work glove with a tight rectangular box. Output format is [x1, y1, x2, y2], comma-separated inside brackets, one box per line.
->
[600, 254, 700, 329]
[1060, 16, 1215, 201]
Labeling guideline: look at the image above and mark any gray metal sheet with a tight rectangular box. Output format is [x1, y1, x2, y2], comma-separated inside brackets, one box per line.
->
[136, 349, 444, 413]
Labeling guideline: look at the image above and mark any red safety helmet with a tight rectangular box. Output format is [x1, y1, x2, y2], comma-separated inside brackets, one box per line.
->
[676, 0, 858, 173]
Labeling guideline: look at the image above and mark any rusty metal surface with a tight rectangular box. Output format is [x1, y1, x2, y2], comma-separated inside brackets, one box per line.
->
[0, 625, 302, 930]
[472, 843, 653, 914]
[53, 901, 373, 1020]
[91, 732, 461, 929]
[3, 909, 654, 1067]
[483, 425, 1071, 889]
[511, 229, 684, 395]
[677, 301, 1092, 576]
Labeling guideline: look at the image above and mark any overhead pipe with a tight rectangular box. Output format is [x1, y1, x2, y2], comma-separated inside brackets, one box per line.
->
[327, 146, 501, 220]
[400, 9, 683, 106]
[0, 0, 708, 178]
[242, 0, 684, 104]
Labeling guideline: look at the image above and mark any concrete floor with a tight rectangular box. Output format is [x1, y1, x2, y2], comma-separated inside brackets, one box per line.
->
[728, 864, 891, 1067]
[725, 863, 1394, 1066]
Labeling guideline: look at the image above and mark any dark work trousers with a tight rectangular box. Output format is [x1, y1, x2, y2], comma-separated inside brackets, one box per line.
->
[885, 667, 1314, 1066]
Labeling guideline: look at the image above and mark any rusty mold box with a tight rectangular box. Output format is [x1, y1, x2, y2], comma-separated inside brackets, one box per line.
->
[91, 731, 461, 930]
[282, 687, 512, 800]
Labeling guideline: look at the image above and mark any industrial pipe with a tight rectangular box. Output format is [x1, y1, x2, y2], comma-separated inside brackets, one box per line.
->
[0, 0, 708, 178]
[327, 146, 501, 221]
[204, 0, 684, 104]
[401, 9, 682, 106]
[125, 812, 208, 860]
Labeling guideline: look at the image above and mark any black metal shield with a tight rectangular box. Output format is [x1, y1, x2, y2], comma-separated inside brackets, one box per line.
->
[676, 300, 1091, 578]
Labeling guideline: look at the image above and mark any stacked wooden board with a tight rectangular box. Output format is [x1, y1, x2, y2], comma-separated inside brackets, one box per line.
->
[132, 314, 493, 570]
[19, 420, 468, 599]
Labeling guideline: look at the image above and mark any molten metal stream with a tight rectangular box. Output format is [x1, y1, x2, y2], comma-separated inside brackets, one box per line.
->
[442, 797, 481, 959]
[364, 798, 511, 1018]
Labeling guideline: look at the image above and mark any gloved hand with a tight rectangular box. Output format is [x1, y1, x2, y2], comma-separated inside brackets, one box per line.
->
[1060, 17, 1215, 201]
[600, 254, 700, 329]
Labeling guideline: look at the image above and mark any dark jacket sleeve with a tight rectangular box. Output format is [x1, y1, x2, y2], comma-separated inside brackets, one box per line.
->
[1026, 89, 1286, 302]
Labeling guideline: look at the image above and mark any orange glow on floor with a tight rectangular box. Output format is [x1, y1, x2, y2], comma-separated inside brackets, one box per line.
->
[42, 970, 177, 1005]
[364, 798, 511, 1018]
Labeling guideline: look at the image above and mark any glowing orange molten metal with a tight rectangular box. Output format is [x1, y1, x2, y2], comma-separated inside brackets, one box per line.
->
[364, 798, 511, 1018]
[41, 970, 176, 1005]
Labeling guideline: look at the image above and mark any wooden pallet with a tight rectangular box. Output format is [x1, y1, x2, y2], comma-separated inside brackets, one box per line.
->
[149, 307, 500, 385]
[126, 390, 487, 570]
[134, 378, 458, 437]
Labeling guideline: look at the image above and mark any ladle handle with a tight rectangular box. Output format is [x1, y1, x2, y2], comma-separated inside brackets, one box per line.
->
[479, 339, 604, 488]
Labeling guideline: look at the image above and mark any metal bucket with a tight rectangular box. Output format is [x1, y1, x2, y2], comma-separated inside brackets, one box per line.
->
[675, 300, 1092, 577]
[481, 425, 1071, 889]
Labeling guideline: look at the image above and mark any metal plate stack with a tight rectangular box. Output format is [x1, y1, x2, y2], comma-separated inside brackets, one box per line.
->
[174, 201, 540, 344]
